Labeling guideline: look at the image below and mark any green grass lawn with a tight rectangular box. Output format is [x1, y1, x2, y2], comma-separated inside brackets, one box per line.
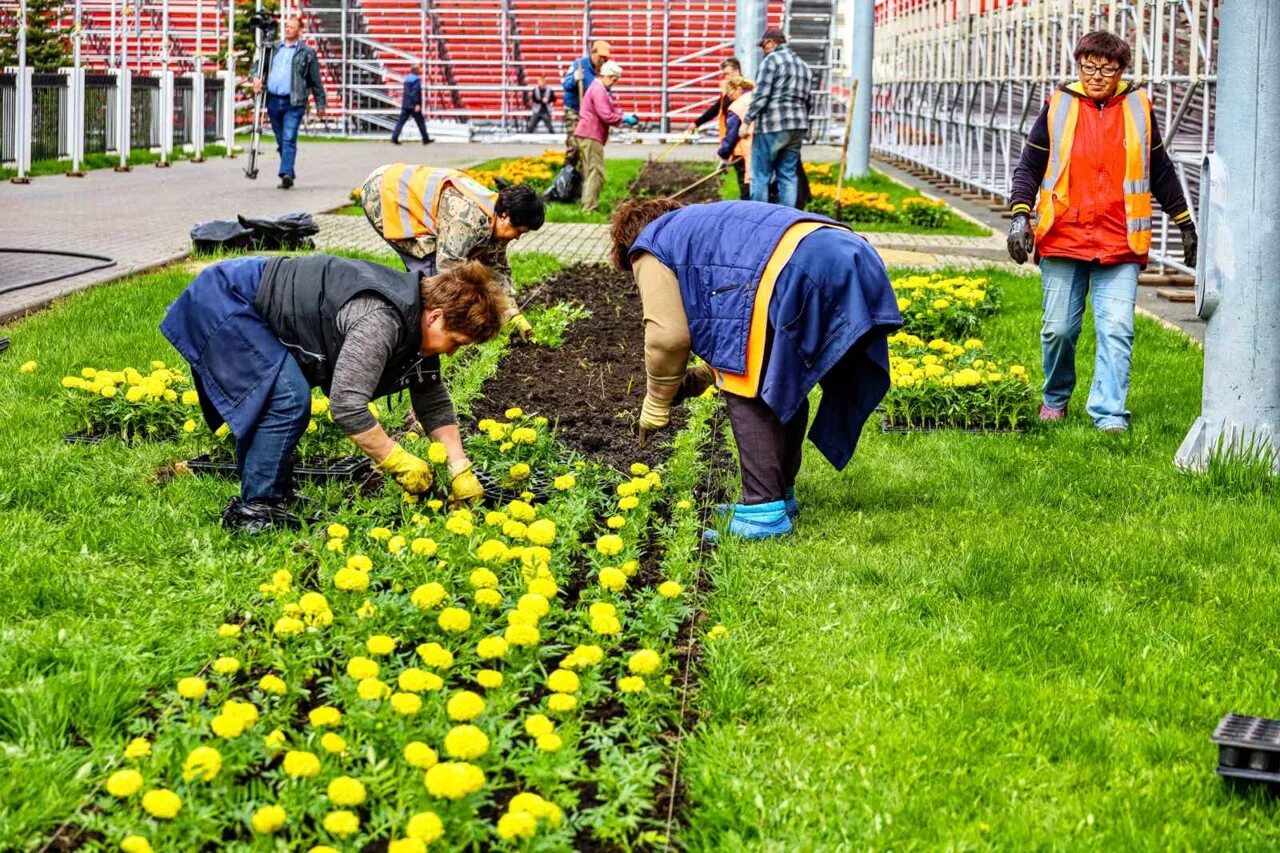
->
[680, 268, 1280, 849]
[0, 145, 229, 181]
[0, 251, 557, 850]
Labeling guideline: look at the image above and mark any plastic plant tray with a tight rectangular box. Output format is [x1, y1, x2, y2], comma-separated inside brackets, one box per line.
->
[880, 417, 1029, 434]
[62, 431, 111, 444]
[472, 468, 551, 506]
[184, 453, 375, 483]
[1212, 713, 1280, 784]
[0, 337, 9, 355]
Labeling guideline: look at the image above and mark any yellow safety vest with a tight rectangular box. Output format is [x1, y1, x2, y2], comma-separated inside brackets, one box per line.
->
[1035, 86, 1153, 255]
[378, 165, 497, 241]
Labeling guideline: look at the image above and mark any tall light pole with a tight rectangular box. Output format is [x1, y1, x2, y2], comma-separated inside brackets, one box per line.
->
[734, 0, 767, 80]
[1175, 0, 1280, 472]
[844, 0, 874, 179]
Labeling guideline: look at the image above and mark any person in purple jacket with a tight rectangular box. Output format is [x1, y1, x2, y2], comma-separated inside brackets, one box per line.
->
[572, 60, 638, 212]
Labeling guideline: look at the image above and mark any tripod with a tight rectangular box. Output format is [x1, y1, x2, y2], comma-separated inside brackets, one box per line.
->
[244, 37, 276, 180]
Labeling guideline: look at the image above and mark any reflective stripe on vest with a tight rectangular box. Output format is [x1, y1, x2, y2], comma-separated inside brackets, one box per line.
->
[1034, 88, 1153, 255]
[379, 165, 498, 241]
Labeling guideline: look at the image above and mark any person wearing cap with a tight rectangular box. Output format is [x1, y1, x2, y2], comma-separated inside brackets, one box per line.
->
[573, 60, 639, 213]
[562, 40, 612, 163]
[743, 28, 813, 208]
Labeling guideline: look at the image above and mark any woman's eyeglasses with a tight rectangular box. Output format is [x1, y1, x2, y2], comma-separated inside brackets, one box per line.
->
[1080, 62, 1121, 78]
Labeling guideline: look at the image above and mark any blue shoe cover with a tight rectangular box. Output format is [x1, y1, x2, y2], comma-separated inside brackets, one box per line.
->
[703, 500, 792, 542]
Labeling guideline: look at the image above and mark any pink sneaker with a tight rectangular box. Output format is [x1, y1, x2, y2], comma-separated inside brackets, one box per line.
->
[1039, 404, 1067, 422]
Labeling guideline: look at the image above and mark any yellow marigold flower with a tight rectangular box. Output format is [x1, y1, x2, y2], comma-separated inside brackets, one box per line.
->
[469, 568, 499, 589]
[369, 526, 393, 542]
[606, 515, 627, 531]
[503, 520, 528, 540]
[409, 581, 447, 610]
[591, 615, 622, 635]
[358, 677, 391, 701]
[547, 693, 577, 713]
[618, 495, 640, 512]
[528, 576, 558, 598]
[327, 522, 350, 540]
[176, 676, 207, 699]
[562, 644, 604, 670]
[424, 761, 485, 800]
[283, 749, 321, 777]
[366, 634, 396, 656]
[444, 724, 489, 759]
[264, 728, 286, 752]
[504, 407, 524, 419]
[438, 607, 472, 633]
[98, 384, 118, 398]
[120, 835, 153, 853]
[141, 788, 182, 819]
[355, 600, 377, 619]
[508, 500, 536, 522]
[476, 669, 504, 688]
[476, 636, 509, 660]
[426, 441, 449, 463]
[446, 690, 486, 721]
[308, 706, 342, 727]
[210, 713, 246, 739]
[621, 559, 639, 577]
[618, 676, 646, 693]
[616, 481, 637, 497]
[521, 520, 555, 547]
[327, 775, 367, 806]
[274, 615, 304, 636]
[345, 555, 372, 572]
[599, 567, 627, 591]
[523, 715, 555, 739]
[406, 810, 445, 843]
[257, 673, 287, 696]
[427, 498, 444, 511]
[657, 580, 683, 598]
[333, 567, 369, 591]
[474, 588, 503, 607]
[629, 462, 650, 476]
[347, 656, 380, 680]
[399, 667, 444, 693]
[389, 839, 426, 853]
[553, 474, 576, 490]
[475, 540, 505, 563]
[595, 534, 624, 556]
[517, 592, 550, 618]
[629, 649, 661, 675]
[446, 513, 474, 537]
[178, 746, 222, 783]
[510, 427, 537, 445]
[321, 732, 347, 754]
[409, 536, 439, 557]
[106, 768, 144, 798]
[123, 737, 151, 760]
[222, 698, 260, 724]
[19, 360, 38, 373]
[310, 847, 340, 853]
[497, 810, 538, 841]
[417, 642, 455, 669]
[251, 804, 287, 834]
[212, 656, 240, 675]
[508, 463, 531, 481]
[589, 602, 616, 619]
[323, 810, 360, 838]
[404, 741, 438, 769]
[675, 499, 693, 511]
[504, 623, 540, 647]
[390, 692, 423, 715]
[547, 669, 579, 693]
[388, 534, 407, 554]
[536, 732, 563, 752]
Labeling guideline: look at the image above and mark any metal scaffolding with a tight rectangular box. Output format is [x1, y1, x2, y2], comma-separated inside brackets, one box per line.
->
[870, 0, 1217, 272]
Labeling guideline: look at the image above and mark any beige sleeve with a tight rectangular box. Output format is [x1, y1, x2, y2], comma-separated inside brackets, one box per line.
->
[634, 253, 691, 399]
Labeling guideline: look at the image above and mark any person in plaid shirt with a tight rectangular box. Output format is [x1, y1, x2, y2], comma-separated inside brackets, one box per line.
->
[743, 28, 812, 207]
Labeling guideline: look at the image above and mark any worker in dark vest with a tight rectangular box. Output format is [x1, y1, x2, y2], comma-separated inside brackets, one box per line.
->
[361, 164, 544, 338]
[610, 199, 902, 540]
[527, 77, 556, 133]
[160, 255, 506, 533]
[391, 63, 433, 145]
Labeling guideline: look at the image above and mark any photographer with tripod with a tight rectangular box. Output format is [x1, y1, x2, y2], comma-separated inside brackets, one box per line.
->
[250, 15, 326, 189]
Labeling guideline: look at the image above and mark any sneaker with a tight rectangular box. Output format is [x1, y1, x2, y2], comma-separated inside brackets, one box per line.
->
[278, 175, 294, 189]
[1038, 403, 1067, 422]
[704, 500, 792, 543]
[391, 138, 402, 145]
[423, 138, 435, 145]
[221, 496, 302, 534]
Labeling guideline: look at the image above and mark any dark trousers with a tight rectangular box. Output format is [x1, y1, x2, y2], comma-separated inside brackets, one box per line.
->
[724, 392, 809, 504]
[235, 353, 312, 501]
[265, 93, 304, 178]
[392, 107, 430, 143]
[733, 158, 749, 200]
[528, 105, 554, 133]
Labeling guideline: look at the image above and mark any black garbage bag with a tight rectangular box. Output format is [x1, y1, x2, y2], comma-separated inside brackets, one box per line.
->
[237, 212, 320, 250]
[190, 220, 255, 254]
[544, 162, 582, 203]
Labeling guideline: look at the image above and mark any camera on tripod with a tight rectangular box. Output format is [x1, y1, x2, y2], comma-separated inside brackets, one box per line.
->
[247, 10, 279, 42]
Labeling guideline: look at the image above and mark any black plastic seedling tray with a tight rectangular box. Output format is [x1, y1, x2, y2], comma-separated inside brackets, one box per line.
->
[184, 453, 375, 484]
[1212, 714, 1280, 794]
[472, 468, 552, 506]
[62, 431, 111, 444]
[0, 337, 9, 355]
[881, 417, 1029, 434]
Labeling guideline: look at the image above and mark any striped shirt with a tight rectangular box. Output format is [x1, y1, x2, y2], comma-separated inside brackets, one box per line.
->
[743, 45, 812, 134]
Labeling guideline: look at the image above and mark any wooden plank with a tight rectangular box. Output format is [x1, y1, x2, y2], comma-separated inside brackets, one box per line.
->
[1156, 287, 1196, 303]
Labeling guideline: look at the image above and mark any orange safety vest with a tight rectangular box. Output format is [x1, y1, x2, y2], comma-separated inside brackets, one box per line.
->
[1035, 87, 1153, 255]
[378, 165, 497, 241]
[726, 92, 753, 176]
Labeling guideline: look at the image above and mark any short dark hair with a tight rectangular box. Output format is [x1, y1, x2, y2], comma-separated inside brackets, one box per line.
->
[720, 57, 742, 72]
[609, 197, 685, 270]
[495, 185, 545, 231]
[1073, 31, 1131, 70]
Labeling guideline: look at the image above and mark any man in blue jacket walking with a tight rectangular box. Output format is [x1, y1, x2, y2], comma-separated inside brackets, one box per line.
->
[251, 16, 326, 189]
[391, 63, 433, 145]
[561, 40, 611, 162]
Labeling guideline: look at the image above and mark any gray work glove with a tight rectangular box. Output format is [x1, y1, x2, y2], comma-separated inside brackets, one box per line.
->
[1007, 212, 1035, 265]
[1179, 222, 1198, 269]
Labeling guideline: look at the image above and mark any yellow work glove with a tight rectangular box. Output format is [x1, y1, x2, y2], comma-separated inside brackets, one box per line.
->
[511, 312, 533, 342]
[378, 444, 433, 494]
[448, 458, 485, 505]
[638, 394, 672, 448]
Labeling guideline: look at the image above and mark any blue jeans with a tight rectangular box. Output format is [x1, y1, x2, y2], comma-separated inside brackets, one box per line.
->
[1039, 257, 1139, 429]
[750, 128, 805, 207]
[236, 353, 312, 501]
[265, 93, 305, 179]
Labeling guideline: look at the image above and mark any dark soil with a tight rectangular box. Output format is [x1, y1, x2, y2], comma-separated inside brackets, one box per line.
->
[631, 161, 722, 204]
[472, 265, 688, 470]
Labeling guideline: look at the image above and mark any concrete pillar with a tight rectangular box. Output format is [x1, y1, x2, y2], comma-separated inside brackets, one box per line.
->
[844, 0, 874, 178]
[734, 0, 767, 81]
[1175, 0, 1280, 471]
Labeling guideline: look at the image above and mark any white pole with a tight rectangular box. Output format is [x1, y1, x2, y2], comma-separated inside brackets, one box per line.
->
[159, 0, 172, 165]
[224, 0, 236, 155]
[69, 0, 86, 175]
[192, 0, 204, 160]
[845, 0, 874, 178]
[12, 0, 31, 183]
[116, 2, 132, 170]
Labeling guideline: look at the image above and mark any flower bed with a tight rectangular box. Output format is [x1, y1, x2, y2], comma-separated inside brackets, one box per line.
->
[805, 163, 963, 232]
[893, 273, 1000, 341]
[60, 362, 198, 441]
[464, 151, 564, 194]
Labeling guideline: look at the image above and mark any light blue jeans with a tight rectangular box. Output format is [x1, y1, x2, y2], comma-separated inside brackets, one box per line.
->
[750, 129, 805, 207]
[1039, 257, 1139, 430]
